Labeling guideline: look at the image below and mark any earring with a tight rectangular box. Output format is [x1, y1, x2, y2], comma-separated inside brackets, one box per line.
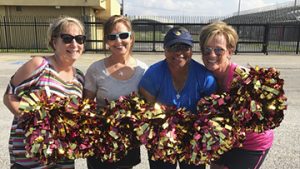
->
[105, 44, 110, 50]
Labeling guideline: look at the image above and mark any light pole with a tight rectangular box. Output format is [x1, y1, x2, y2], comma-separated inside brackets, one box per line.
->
[238, 0, 241, 15]
[121, 0, 124, 15]
[294, 0, 297, 12]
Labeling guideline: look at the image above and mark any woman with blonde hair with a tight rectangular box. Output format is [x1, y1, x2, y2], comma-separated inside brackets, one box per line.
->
[199, 21, 273, 169]
[4, 16, 86, 169]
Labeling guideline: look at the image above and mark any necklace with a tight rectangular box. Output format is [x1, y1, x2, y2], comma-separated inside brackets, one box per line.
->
[176, 93, 181, 99]
[118, 70, 124, 76]
[171, 66, 188, 100]
[173, 80, 186, 99]
[172, 74, 187, 100]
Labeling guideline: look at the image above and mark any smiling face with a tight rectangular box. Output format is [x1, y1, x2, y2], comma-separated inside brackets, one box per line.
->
[53, 23, 84, 62]
[202, 34, 232, 73]
[106, 22, 133, 56]
[165, 43, 192, 71]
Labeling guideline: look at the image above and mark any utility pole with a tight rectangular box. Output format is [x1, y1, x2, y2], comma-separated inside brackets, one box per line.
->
[121, 0, 124, 15]
[294, 0, 297, 13]
[238, 0, 241, 15]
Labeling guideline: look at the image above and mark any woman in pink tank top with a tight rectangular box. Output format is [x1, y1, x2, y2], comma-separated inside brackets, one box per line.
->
[199, 21, 273, 169]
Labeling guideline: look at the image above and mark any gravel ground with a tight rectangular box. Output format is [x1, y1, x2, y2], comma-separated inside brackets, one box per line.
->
[0, 53, 299, 169]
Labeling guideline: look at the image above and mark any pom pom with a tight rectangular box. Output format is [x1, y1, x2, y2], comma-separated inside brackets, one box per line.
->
[230, 66, 287, 132]
[19, 89, 98, 163]
[135, 105, 193, 164]
[92, 93, 141, 162]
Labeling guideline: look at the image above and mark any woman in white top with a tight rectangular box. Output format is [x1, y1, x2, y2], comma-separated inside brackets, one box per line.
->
[84, 15, 147, 169]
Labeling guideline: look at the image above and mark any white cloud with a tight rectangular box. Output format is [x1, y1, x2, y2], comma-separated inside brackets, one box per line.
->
[124, 0, 294, 16]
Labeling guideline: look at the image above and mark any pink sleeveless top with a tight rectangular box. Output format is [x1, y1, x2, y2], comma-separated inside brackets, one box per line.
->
[226, 63, 273, 151]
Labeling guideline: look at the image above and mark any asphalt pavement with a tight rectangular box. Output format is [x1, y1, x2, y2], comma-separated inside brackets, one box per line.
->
[0, 52, 299, 169]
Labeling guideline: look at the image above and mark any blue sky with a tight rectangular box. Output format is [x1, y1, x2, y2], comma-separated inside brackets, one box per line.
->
[121, 0, 296, 16]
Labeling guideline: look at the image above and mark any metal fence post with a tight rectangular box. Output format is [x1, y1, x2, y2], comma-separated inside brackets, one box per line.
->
[152, 23, 156, 52]
[235, 25, 240, 54]
[262, 24, 269, 55]
[3, 16, 9, 52]
[34, 17, 39, 52]
[296, 24, 300, 54]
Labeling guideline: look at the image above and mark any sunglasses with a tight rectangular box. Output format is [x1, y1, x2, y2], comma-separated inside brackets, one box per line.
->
[107, 32, 131, 41]
[203, 47, 226, 56]
[167, 44, 191, 52]
[60, 34, 86, 44]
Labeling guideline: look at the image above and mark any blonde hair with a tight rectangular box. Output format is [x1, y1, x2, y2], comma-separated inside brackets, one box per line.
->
[103, 15, 135, 53]
[199, 21, 238, 52]
[47, 16, 85, 50]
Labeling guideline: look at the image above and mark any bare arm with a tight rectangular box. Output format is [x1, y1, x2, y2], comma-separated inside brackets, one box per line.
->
[139, 87, 156, 103]
[3, 94, 20, 117]
[3, 57, 44, 116]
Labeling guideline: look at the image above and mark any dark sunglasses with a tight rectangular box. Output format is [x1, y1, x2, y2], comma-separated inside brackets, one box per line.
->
[167, 44, 191, 52]
[60, 34, 86, 44]
[203, 47, 226, 56]
[107, 32, 131, 41]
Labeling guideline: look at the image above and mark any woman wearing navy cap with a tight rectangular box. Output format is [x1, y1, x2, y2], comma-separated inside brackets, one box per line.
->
[139, 26, 217, 169]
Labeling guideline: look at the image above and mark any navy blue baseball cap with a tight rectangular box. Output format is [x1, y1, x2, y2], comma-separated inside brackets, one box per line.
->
[164, 26, 193, 48]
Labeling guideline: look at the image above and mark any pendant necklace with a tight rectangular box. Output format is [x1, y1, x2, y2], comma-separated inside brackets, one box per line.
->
[172, 68, 188, 100]
[174, 83, 185, 99]
[118, 70, 124, 76]
[173, 80, 186, 100]
[176, 92, 180, 99]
